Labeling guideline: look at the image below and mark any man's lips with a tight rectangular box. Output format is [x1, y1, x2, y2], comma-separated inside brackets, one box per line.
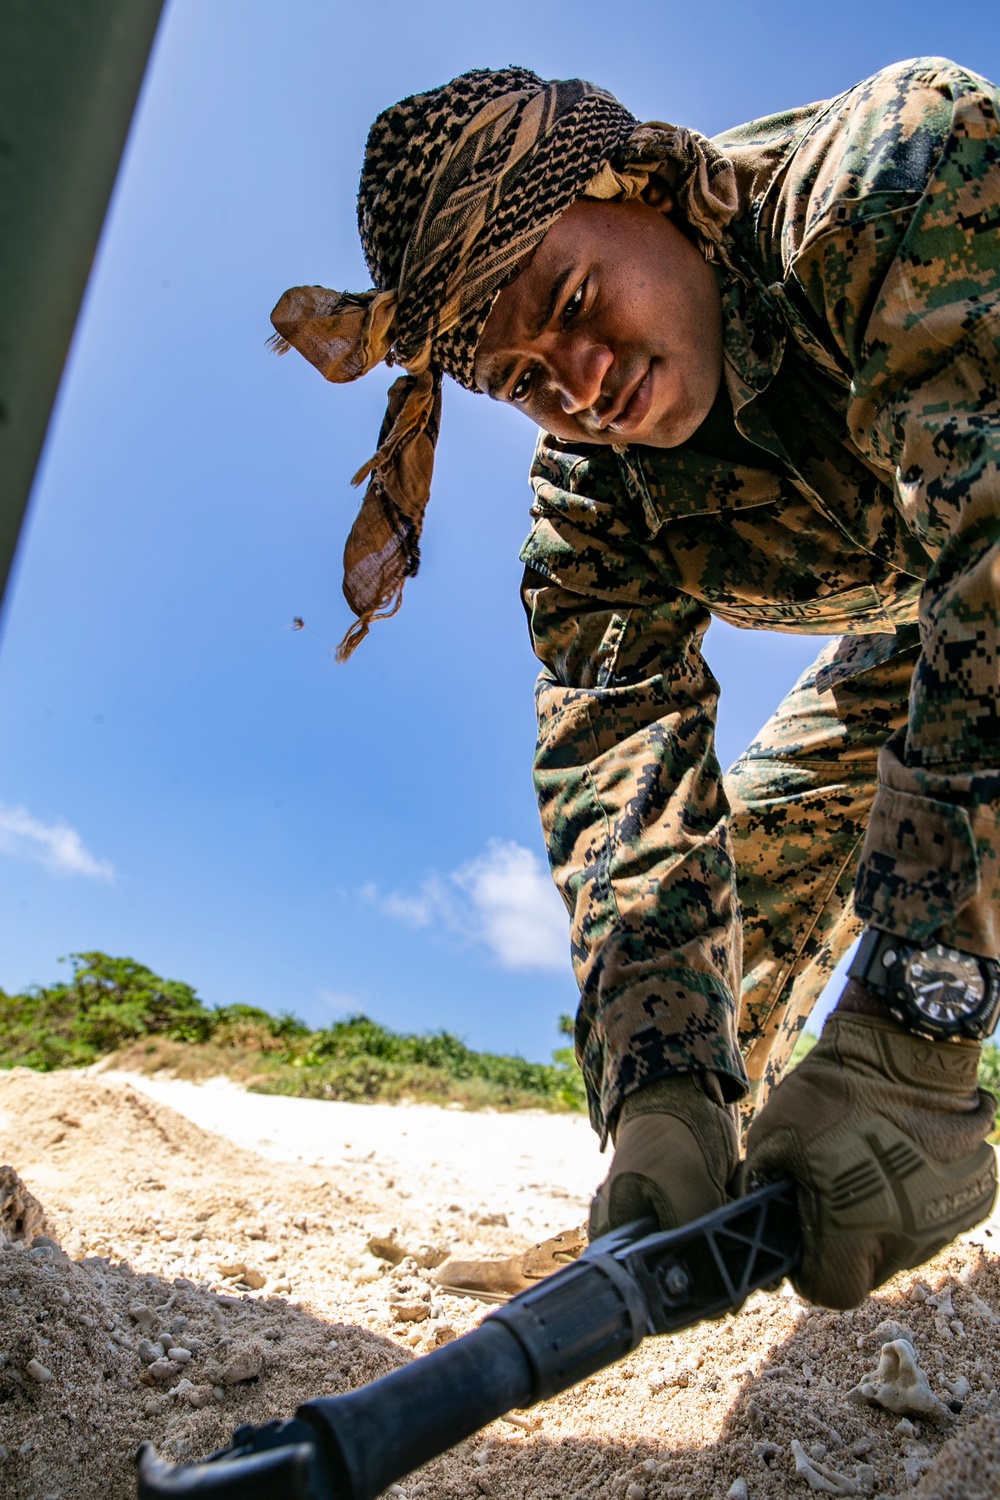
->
[604, 362, 654, 435]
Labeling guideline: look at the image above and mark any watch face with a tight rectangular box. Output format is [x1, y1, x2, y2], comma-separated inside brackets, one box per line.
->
[903, 944, 986, 1027]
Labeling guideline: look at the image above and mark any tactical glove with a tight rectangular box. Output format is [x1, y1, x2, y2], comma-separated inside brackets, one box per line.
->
[745, 1011, 997, 1309]
[589, 1072, 740, 1238]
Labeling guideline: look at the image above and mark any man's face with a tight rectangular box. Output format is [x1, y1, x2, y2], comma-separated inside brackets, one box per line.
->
[474, 194, 723, 448]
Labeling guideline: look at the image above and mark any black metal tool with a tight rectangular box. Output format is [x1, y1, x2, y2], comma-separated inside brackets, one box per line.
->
[136, 1180, 800, 1500]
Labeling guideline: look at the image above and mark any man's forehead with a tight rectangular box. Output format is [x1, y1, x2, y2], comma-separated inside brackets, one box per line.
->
[474, 247, 579, 394]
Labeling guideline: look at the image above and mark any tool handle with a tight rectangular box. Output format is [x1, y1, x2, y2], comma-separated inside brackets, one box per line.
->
[302, 1246, 648, 1498]
[136, 1182, 801, 1500]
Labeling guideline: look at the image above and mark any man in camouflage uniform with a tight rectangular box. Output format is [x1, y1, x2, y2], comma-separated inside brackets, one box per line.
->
[272, 57, 1000, 1308]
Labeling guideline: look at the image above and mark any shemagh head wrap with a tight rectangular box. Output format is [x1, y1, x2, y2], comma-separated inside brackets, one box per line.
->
[269, 67, 738, 658]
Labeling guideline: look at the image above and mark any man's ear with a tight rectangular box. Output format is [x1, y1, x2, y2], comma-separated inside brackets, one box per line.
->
[641, 173, 675, 213]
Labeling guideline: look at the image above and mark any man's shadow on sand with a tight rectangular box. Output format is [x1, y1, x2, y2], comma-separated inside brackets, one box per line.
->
[7, 1223, 996, 1500]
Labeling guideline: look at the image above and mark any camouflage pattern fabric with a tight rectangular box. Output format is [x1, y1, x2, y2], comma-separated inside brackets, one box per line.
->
[520, 58, 1000, 1141]
[731, 629, 919, 1131]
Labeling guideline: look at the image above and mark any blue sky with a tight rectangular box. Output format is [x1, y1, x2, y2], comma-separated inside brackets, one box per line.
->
[2, 1, 998, 1063]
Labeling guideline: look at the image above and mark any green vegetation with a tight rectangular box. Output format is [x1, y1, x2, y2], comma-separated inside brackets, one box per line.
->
[978, 1040, 1000, 1143]
[551, 1013, 588, 1111]
[978, 1038, 1000, 1098]
[789, 1029, 818, 1068]
[3, 956, 998, 1131]
[0, 952, 585, 1112]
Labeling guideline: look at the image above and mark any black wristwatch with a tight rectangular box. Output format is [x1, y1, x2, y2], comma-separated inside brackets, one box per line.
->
[849, 926, 1000, 1042]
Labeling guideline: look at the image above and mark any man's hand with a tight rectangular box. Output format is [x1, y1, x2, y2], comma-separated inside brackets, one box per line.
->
[745, 994, 997, 1309]
[589, 1072, 739, 1238]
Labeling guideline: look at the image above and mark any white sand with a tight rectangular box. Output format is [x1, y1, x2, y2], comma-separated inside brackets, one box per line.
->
[3, 1067, 1000, 1500]
[109, 1070, 605, 1235]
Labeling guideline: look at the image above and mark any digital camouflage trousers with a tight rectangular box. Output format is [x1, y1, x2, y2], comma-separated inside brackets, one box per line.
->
[730, 626, 920, 1132]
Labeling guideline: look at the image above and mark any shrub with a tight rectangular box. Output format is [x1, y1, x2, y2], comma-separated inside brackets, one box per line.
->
[0, 952, 216, 1068]
[0, 952, 587, 1113]
[978, 1040, 1000, 1141]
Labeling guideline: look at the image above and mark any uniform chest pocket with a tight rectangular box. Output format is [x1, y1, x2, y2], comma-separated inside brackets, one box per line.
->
[708, 584, 893, 635]
[618, 450, 784, 532]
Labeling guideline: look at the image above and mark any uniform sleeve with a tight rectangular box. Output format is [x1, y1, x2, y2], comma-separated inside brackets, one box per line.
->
[520, 439, 747, 1140]
[788, 61, 1000, 959]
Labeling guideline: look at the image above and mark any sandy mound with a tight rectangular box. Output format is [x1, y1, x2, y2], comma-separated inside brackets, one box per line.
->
[1, 1067, 998, 1499]
[104, 1069, 603, 1237]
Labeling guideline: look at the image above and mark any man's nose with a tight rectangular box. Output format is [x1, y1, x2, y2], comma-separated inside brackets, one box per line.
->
[554, 337, 614, 417]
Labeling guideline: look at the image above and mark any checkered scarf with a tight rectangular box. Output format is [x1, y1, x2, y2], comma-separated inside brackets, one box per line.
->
[269, 67, 737, 658]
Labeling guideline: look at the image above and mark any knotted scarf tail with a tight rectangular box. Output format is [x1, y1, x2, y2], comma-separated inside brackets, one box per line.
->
[336, 487, 417, 661]
[335, 371, 441, 660]
[269, 285, 398, 383]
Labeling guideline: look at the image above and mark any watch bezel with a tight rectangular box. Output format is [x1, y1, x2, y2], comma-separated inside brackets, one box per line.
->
[850, 928, 1000, 1042]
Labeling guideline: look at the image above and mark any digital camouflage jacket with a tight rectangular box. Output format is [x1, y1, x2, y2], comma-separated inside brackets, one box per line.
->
[519, 58, 1000, 1138]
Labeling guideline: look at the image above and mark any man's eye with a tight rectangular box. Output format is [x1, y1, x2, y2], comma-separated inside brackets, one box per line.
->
[511, 369, 534, 403]
[562, 283, 585, 324]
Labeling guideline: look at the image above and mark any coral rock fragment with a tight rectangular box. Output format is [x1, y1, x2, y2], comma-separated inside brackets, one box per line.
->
[848, 1338, 952, 1422]
[790, 1438, 874, 1495]
[0, 1166, 46, 1245]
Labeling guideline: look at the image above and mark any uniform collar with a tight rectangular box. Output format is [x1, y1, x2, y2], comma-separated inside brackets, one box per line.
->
[715, 245, 787, 413]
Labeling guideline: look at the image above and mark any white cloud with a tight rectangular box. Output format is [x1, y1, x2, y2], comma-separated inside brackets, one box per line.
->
[0, 802, 115, 880]
[379, 873, 453, 932]
[454, 840, 569, 971]
[318, 988, 361, 1014]
[369, 838, 568, 972]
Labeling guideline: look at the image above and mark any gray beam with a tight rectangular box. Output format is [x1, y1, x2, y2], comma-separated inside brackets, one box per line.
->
[0, 0, 166, 611]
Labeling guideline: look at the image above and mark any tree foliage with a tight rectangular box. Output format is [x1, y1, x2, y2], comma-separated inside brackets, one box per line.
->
[0, 952, 586, 1112]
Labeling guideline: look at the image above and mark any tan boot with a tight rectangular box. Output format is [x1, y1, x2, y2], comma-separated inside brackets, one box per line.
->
[434, 1226, 587, 1303]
